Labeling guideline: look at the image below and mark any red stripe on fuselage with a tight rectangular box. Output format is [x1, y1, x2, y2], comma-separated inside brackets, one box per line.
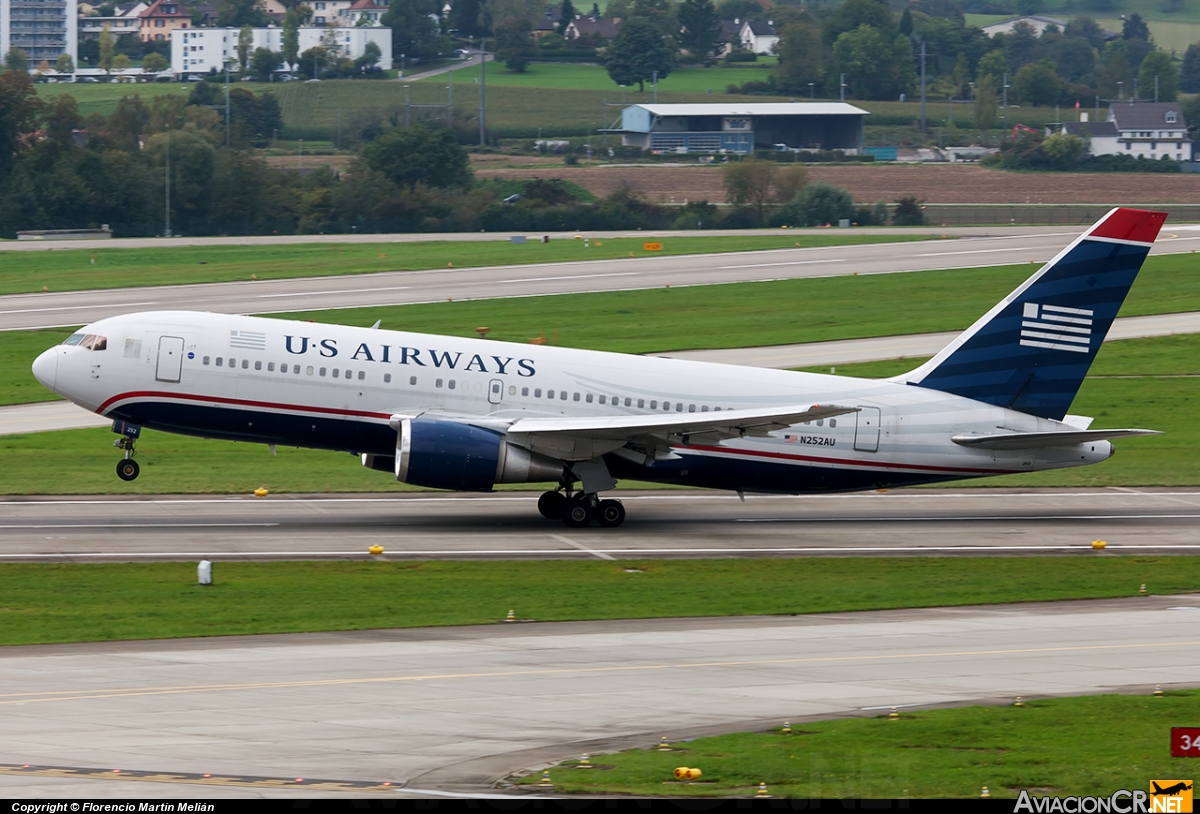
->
[97, 390, 393, 421]
[682, 444, 1022, 476]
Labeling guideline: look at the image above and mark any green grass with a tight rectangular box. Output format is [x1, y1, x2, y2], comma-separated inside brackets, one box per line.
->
[437, 61, 780, 92]
[34, 82, 191, 117]
[3, 334, 1197, 492]
[0, 557, 1196, 645]
[527, 691, 1200, 798]
[0, 234, 928, 296]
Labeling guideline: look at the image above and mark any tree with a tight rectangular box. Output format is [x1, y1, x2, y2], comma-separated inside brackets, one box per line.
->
[822, 0, 894, 47]
[778, 182, 854, 227]
[1182, 43, 1200, 94]
[774, 19, 822, 92]
[1122, 13, 1150, 41]
[1042, 133, 1087, 167]
[142, 52, 168, 73]
[829, 25, 914, 100]
[898, 7, 912, 37]
[382, 0, 445, 62]
[892, 196, 924, 225]
[604, 17, 673, 91]
[218, 0, 269, 27]
[251, 47, 282, 81]
[359, 125, 472, 190]
[4, 48, 30, 74]
[1064, 16, 1106, 49]
[1137, 49, 1178, 102]
[112, 53, 131, 72]
[449, 0, 486, 37]
[558, 0, 576, 34]
[977, 49, 1007, 84]
[494, 16, 535, 71]
[355, 40, 382, 70]
[283, 7, 300, 70]
[1097, 41, 1132, 99]
[974, 72, 998, 135]
[238, 25, 254, 71]
[716, 0, 763, 20]
[0, 70, 40, 179]
[722, 157, 776, 219]
[1012, 59, 1062, 106]
[54, 53, 75, 75]
[99, 23, 116, 75]
[677, 0, 722, 65]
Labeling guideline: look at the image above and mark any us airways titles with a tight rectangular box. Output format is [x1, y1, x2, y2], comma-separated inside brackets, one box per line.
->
[282, 336, 537, 376]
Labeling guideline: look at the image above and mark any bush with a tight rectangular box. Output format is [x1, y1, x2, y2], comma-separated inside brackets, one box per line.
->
[892, 196, 925, 226]
[776, 182, 855, 227]
[724, 50, 758, 63]
[670, 200, 720, 230]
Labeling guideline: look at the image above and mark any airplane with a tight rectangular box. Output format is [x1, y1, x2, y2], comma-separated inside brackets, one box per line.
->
[31, 207, 1166, 529]
[1152, 782, 1193, 796]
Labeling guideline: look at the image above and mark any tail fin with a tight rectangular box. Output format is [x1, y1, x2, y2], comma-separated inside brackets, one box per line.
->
[899, 207, 1167, 420]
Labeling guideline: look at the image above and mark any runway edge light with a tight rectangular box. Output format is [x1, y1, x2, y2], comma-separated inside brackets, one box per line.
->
[757, 782, 770, 798]
[657, 736, 671, 750]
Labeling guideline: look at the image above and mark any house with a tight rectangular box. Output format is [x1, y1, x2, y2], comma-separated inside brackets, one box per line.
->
[532, 6, 559, 38]
[79, 1, 147, 40]
[564, 16, 618, 41]
[715, 19, 739, 56]
[139, 0, 191, 42]
[739, 20, 776, 54]
[1051, 104, 1193, 162]
[980, 15, 1065, 37]
[338, 0, 386, 26]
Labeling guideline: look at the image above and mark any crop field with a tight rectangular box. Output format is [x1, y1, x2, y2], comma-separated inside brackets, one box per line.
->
[529, 690, 1200, 798]
[476, 162, 1200, 205]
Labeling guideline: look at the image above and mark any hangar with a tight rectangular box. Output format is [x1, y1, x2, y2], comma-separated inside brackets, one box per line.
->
[612, 102, 869, 154]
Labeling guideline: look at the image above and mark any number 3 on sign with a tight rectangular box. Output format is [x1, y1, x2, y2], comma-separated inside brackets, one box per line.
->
[1171, 727, 1200, 757]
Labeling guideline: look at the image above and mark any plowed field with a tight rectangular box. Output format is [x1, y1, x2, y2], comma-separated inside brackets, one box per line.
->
[473, 163, 1200, 205]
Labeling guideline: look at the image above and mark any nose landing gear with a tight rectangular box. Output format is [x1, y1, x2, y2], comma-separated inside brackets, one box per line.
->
[112, 420, 141, 481]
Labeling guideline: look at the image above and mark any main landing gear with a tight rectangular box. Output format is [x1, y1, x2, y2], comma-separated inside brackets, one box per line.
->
[537, 489, 625, 528]
[112, 421, 141, 481]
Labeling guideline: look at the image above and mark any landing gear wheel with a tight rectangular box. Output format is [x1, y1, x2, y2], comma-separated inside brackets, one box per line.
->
[596, 499, 626, 528]
[116, 459, 140, 481]
[537, 490, 566, 520]
[562, 497, 595, 528]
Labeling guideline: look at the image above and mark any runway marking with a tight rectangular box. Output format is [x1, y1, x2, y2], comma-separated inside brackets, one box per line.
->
[0, 301, 156, 315]
[4, 639, 1197, 706]
[2, 544, 1199, 560]
[718, 259, 846, 270]
[254, 286, 412, 299]
[915, 248, 1039, 257]
[550, 533, 616, 560]
[0, 763, 399, 793]
[496, 272, 640, 284]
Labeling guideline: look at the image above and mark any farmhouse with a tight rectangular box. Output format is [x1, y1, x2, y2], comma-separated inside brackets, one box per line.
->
[1051, 104, 1193, 162]
[611, 102, 868, 154]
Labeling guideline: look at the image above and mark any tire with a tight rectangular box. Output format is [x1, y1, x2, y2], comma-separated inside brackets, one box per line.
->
[562, 498, 595, 528]
[116, 459, 140, 481]
[537, 490, 566, 520]
[596, 499, 626, 528]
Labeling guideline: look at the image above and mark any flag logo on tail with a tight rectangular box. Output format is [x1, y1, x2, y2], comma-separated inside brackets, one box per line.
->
[1019, 302, 1093, 354]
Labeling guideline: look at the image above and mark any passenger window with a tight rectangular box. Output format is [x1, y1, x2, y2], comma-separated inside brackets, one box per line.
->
[409, 376, 417, 385]
[267, 362, 275, 371]
[202, 356, 210, 365]
[228, 358, 235, 367]
[448, 380, 456, 390]
[436, 378, 443, 388]
[678, 404, 685, 412]
[830, 419, 837, 428]
[701, 405, 709, 412]
[649, 400, 657, 409]
[332, 369, 339, 378]
[344, 369, 351, 379]
[216, 357, 223, 367]
[254, 361, 262, 371]
[560, 391, 568, 400]
[547, 390, 554, 399]
[714, 406, 722, 411]
[242, 359, 249, 369]
[384, 373, 392, 383]
[817, 419, 824, 426]
[635, 399, 642, 408]
[521, 387, 529, 396]
[535, 389, 542, 397]
[359, 371, 366, 381]
[689, 404, 696, 412]
[509, 386, 516, 395]
[306, 366, 314, 375]
[574, 393, 581, 402]
[319, 367, 327, 377]
[663, 402, 671, 411]
[598, 395, 605, 404]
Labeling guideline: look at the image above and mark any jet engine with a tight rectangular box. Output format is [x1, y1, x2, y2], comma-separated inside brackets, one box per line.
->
[361, 418, 565, 491]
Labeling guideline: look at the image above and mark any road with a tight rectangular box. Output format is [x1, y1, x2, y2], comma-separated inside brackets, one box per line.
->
[0, 596, 1196, 796]
[1, 489, 1197, 562]
[5, 227, 1200, 331]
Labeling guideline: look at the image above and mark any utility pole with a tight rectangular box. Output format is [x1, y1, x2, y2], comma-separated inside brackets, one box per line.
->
[840, 73, 845, 101]
[1095, 94, 1099, 122]
[1002, 72, 1008, 123]
[164, 122, 170, 238]
[405, 84, 410, 126]
[920, 42, 927, 135]
[652, 70, 657, 103]
[479, 38, 486, 146]
[1155, 74, 1159, 103]
[336, 109, 341, 149]
[225, 58, 231, 146]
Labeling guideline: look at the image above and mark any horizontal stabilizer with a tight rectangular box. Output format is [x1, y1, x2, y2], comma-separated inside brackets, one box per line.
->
[950, 428, 1161, 450]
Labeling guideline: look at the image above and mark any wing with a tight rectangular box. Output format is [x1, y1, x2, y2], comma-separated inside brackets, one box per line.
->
[950, 428, 1161, 450]
[503, 404, 860, 461]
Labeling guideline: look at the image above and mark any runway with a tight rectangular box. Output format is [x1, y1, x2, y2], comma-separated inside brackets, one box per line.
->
[0, 596, 1197, 796]
[1, 489, 1198, 562]
[5, 226, 1200, 331]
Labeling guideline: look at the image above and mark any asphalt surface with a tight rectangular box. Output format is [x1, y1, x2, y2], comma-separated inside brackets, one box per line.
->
[0, 596, 1197, 796]
[1, 489, 1197, 562]
[6, 226, 1200, 331]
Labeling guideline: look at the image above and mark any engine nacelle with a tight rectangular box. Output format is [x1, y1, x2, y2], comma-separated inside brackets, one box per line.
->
[362, 418, 564, 491]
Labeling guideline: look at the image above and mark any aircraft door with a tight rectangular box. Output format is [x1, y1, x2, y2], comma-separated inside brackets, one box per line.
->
[853, 406, 881, 452]
[487, 378, 504, 405]
[155, 336, 185, 383]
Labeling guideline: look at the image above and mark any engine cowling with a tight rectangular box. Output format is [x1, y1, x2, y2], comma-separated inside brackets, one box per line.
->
[361, 418, 564, 491]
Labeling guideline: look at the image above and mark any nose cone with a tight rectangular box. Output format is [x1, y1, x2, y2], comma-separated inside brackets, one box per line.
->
[32, 348, 58, 391]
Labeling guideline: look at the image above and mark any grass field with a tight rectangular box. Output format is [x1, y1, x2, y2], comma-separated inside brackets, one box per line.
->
[0, 558, 1194, 645]
[526, 690, 1200, 798]
[0, 234, 927, 296]
[438, 61, 780, 93]
[2, 332, 1196, 492]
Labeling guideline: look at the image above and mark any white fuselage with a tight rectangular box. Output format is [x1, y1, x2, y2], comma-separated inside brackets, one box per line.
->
[33, 311, 1113, 493]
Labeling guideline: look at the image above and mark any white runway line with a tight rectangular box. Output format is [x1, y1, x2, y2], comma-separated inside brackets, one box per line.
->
[915, 248, 1038, 257]
[0, 301, 156, 315]
[497, 271, 640, 284]
[718, 258, 846, 270]
[548, 533, 616, 560]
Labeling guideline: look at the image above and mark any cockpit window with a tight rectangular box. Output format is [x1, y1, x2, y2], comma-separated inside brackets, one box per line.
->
[70, 334, 108, 350]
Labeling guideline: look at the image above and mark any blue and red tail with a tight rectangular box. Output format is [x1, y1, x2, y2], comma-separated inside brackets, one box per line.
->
[901, 207, 1168, 420]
